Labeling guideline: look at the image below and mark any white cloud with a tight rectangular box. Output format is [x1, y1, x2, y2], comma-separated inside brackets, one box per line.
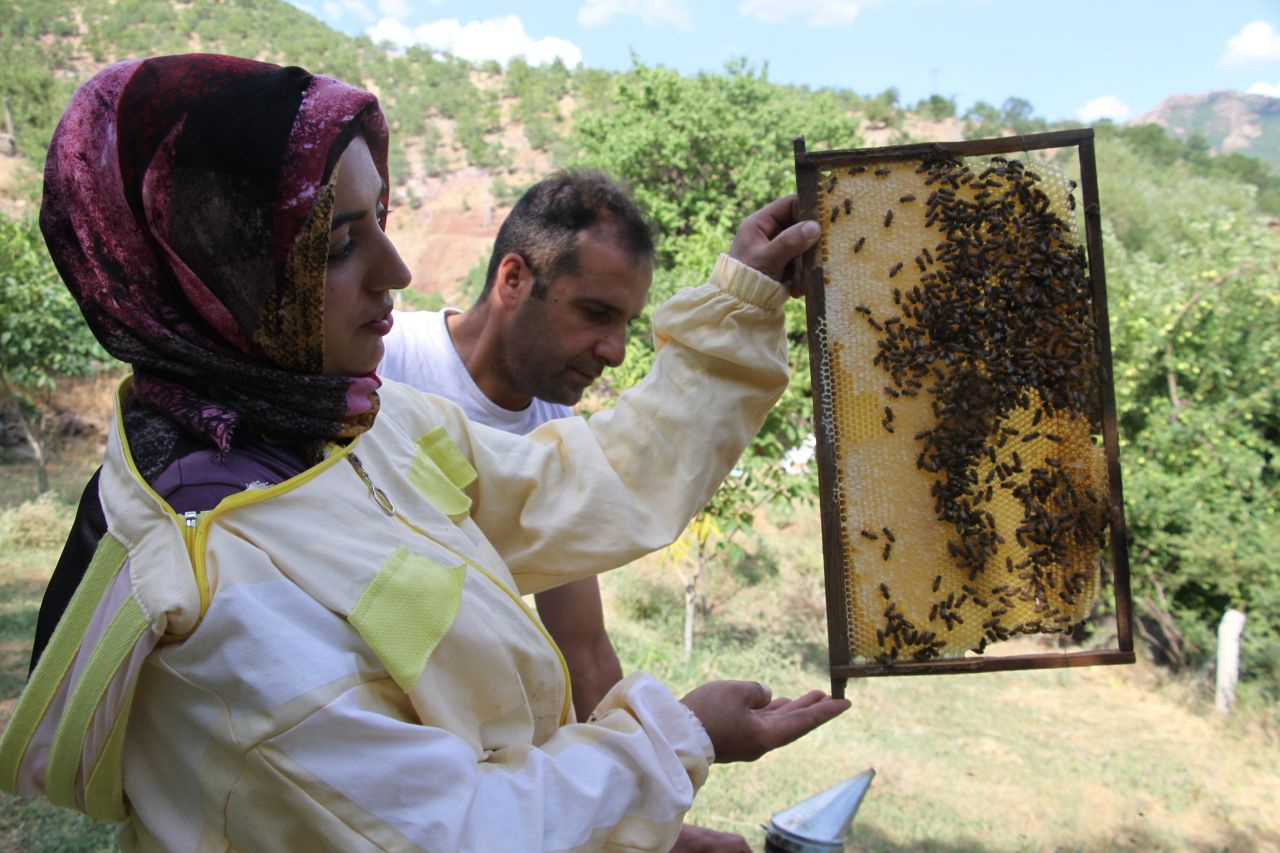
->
[1074, 95, 1131, 124]
[367, 15, 583, 67]
[1248, 80, 1280, 98]
[578, 0, 692, 29]
[339, 0, 375, 21]
[738, 0, 871, 26]
[1222, 20, 1280, 68]
[378, 0, 412, 17]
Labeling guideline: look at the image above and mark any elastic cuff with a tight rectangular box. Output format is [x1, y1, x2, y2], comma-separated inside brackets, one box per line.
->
[680, 700, 717, 767]
[711, 254, 789, 312]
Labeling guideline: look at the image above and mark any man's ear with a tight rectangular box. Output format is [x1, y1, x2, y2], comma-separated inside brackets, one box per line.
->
[492, 253, 535, 309]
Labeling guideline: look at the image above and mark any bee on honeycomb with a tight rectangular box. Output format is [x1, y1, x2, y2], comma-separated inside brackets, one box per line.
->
[812, 153, 1108, 665]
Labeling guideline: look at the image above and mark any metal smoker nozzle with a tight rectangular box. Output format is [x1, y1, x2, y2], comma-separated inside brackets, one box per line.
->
[762, 768, 875, 852]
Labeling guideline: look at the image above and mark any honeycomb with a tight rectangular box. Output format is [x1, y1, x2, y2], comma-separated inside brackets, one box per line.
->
[812, 154, 1108, 665]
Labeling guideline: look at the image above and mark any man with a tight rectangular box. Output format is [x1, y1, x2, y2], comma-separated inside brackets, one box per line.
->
[380, 170, 753, 852]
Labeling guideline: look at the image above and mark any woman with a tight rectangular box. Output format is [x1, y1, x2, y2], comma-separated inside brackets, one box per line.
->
[0, 54, 845, 851]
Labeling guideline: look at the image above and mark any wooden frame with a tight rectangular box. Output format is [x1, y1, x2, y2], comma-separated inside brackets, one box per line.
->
[794, 130, 1133, 697]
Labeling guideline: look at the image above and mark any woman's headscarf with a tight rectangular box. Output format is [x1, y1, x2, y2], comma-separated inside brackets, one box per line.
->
[40, 54, 391, 473]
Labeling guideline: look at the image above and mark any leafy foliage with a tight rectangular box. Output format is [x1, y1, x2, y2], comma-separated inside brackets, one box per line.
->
[1100, 123, 1280, 217]
[1, 0, 1279, 697]
[0, 216, 106, 391]
[1108, 208, 1280, 696]
[0, 215, 110, 492]
[572, 59, 841, 646]
[914, 94, 956, 120]
[962, 96, 1050, 139]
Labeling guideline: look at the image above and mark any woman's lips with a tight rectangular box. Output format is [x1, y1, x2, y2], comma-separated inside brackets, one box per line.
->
[364, 309, 394, 336]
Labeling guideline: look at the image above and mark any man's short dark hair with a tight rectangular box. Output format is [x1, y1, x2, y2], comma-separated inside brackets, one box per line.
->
[478, 170, 653, 302]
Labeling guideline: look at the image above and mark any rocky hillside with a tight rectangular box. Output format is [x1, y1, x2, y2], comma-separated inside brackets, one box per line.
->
[1133, 90, 1280, 170]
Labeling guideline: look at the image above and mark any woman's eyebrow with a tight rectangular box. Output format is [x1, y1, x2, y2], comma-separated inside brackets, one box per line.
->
[331, 208, 368, 231]
[331, 181, 389, 231]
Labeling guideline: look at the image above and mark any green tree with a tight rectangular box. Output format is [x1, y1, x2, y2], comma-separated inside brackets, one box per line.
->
[1108, 207, 1280, 698]
[574, 59, 839, 646]
[0, 216, 110, 493]
[864, 86, 899, 125]
[914, 94, 956, 120]
[962, 100, 1002, 139]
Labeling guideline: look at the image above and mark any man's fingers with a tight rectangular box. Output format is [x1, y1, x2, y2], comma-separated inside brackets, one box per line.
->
[777, 219, 821, 256]
[751, 219, 819, 282]
[767, 696, 851, 747]
[747, 681, 773, 709]
[748, 194, 802, 235]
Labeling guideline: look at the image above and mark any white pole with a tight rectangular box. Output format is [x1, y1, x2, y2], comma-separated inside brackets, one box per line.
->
[1215, 609, 1246, 715]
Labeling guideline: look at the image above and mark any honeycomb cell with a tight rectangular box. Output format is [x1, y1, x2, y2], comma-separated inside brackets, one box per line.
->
[813, 153, 1108, 665]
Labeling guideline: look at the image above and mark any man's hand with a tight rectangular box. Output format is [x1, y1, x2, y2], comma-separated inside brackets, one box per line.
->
[728, 195, 821, 297]
[672, 823, 752, 852]
[680, 680, 849, 764]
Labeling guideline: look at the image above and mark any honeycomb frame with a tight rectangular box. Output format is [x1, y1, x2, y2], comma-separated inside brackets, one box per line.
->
[794, 129, 1133, 696]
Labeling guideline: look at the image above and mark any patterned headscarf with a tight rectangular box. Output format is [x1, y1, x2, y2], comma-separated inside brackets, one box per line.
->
[40, 54, 391, 472]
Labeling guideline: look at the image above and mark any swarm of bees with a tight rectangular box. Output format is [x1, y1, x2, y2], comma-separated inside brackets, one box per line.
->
[812, 152, 1109, 665]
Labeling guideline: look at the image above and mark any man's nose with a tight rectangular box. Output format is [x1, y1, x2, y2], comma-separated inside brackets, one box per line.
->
[596, 325, 626, 367]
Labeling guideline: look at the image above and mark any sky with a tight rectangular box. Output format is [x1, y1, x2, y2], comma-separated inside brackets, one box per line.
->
[283, 0, 1280, 124]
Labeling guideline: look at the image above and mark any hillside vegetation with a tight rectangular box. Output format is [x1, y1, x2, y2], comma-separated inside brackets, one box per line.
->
[0, 2, 1278, 847]
[1137, 90, 1280, 173]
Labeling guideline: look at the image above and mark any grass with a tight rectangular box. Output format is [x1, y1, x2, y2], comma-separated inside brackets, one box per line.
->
[604, 513, 1280, 851]
[0, 547, 117, 851]
[0, 454, 1277, 851]
[0, 430, 117, 852]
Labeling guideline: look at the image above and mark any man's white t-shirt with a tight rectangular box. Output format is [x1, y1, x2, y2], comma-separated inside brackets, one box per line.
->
[378, 308, 572, 434]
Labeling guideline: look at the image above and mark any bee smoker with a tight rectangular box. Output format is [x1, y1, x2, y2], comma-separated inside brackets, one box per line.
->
[762, 768, 875, 852]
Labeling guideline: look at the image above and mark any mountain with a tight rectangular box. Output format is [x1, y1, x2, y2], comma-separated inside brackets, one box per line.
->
[1133, 90, 1280, 171]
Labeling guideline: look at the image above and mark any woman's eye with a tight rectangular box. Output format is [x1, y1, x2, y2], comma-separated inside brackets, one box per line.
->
[328, 239, 355, 263]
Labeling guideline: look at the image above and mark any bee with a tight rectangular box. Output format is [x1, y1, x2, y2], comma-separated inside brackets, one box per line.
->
[849, 165, 867, 175]
[861, 529, 879, 540]
[831, 206, 839, 223]
[824, 175, 837, 193]
[932, 574, 942, 593]
[882, 542, 892, 561]
[880, 582, 890, 599]
[853, 236, 866, 253]
[884, 209, 894, 227]
[875, 166, 891, 177]
[844, 198, 852, 214]
[882, 527, 895, 542]
[899, 194, 916, 203]
[888, 262, 903, 277]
